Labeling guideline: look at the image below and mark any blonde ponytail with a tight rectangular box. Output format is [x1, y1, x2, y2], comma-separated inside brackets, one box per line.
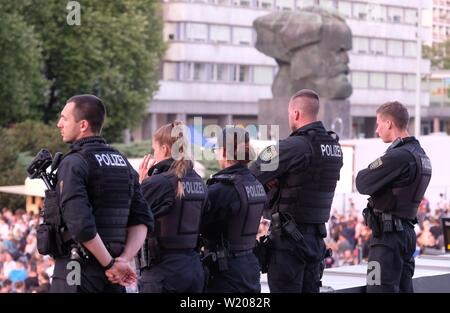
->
[153, 120, 190, 199]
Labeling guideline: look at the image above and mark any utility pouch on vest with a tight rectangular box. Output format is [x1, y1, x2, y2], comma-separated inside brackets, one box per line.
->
[363, 206, 381, 237]
[37, 190, 67, 257]
[271, 212, 303, 242]
[254, 236, 271, 274]
[147, 237, 160, 265]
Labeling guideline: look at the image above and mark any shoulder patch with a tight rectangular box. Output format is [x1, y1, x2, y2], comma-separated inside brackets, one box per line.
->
[368, 157, 383, 169]
[260, 145, 278, 162]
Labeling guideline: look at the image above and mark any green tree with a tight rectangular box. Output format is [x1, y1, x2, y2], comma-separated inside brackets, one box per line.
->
[0, 121, 69, 210]
[423, 40, 450, 70]
[22, 0, 165, 141]
[0, 1, 48, 127]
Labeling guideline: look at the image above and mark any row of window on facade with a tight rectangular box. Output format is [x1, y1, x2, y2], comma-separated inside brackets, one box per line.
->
[166, 22, 419, 58]
[165, 0, 418, 25]
[163, 61, 418, 91]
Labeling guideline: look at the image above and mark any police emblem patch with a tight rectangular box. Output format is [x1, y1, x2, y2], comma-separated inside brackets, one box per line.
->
[260, 145, 277, 162]
[369, 158, 383, 169]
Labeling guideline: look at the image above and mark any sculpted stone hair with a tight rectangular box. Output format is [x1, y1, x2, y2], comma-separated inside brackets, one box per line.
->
[66, 94, 106, 134]
[376, 101, 409, 130]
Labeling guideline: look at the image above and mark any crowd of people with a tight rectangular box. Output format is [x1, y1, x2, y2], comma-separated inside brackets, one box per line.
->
[324, 196, 449, 268]
[1, 194, 448, 292]
[0, 207, 53, 293]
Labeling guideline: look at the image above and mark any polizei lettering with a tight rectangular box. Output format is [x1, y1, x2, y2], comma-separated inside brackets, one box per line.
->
[94, 153, 127, 167]
[182, 181, 205, 194]
[320, 144, 342, 157]
[245, 184, 265, 199]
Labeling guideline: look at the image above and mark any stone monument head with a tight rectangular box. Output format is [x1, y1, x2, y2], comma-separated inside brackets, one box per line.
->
[254, 7, 352, 100]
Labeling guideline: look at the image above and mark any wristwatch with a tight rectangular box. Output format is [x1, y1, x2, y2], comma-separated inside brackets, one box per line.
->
[104, 258, 115, 270]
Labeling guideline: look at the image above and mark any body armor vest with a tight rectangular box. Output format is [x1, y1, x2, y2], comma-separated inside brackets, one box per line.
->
[207, 173, 266, 251]
[373, 140, 432, 220]
[156, 169, 207, 249]
[278, 129, 343, 224]
[72, 142, 133, 245]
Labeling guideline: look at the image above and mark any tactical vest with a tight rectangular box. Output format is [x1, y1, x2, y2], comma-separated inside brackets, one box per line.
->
[207, 173, 267, 251]
[71, 143, 133, 245]
[278, 130, 343, 224]
[155, 169, 207, 249]
[373, 141, 432, 220]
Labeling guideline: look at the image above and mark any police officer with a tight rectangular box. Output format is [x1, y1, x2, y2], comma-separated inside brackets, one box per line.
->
[356, 101, 432, 293]
[137, 120, 207, 293]
[52, 94, 153, 293]
[250, 89, 343, 293]
[201, 127, 266, 293]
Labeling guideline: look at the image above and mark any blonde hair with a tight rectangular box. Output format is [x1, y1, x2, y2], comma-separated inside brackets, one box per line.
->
[153, 120, 190, 198]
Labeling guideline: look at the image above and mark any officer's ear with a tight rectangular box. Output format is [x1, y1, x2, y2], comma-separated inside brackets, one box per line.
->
[79, 119, 89, 133]
[163, 144, 171, 158]
[386, 119, 393, 130]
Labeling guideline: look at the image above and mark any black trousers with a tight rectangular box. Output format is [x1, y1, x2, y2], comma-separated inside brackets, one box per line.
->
[366, 224, 416, 293]
[139, 250, 204, 293]
[50, 257, 125, 293]
[267, 233, 326, 293]
[206, 253, 261, 293]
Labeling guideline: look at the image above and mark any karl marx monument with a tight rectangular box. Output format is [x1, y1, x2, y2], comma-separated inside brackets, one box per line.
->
[254, 7, 353, 139]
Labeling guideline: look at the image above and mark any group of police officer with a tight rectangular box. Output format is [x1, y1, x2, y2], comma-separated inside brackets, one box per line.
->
[39, 89, 431, 293]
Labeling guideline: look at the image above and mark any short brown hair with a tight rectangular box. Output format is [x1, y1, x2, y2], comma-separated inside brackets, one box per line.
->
[290, 89, 320, 117]
[66, 94, 106, 134]
[376, 101, 409, 130]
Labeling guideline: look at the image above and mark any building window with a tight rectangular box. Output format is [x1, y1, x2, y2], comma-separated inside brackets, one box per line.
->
[337, 1, 352, 18]
[404, 41, 416, 57]
[370, 39, 386, 55]
[297, 0, 317, 8]
[404, 74, 416, 90]
[353, 37, 369, 54]
[388, 7, 403, 23]
[370, 72, 386, 88]
[210, 25, 231, 43]
[254, 66, 274, 84]
[351, 71, 369, 88]
[163, 62, 177, 80]
[232, 65, 250, 82]
[276, 0, 295, 11]
[258, 0, 274, 9]
[164, 23, 177, 41]
[404, 8, 417, 25]
[186, 23, 208, 42]
[233, 0, 251, 7]
[319, 0, 336, 9]
[368, 3, 386, 22]
[387, 40, 403, 56]
[216, 64, 230, 81]
[387, 73, 402, 89]
[193, 63, 207, 81]
[232, 27, 253, 45]
[353, 3, 368, 20]
[217, 0, 231, 5]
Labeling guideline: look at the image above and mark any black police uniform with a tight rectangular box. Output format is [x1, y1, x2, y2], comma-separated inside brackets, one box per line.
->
[138, 158, 207, 293]
[50, 136, 154, 293]
[356, 136, 432, 293]
[250, 121, 343, 293]
[202, 163, 266, 293]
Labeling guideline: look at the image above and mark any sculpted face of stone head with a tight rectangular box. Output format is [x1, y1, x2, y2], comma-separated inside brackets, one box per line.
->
[254, 8, 352, 100]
